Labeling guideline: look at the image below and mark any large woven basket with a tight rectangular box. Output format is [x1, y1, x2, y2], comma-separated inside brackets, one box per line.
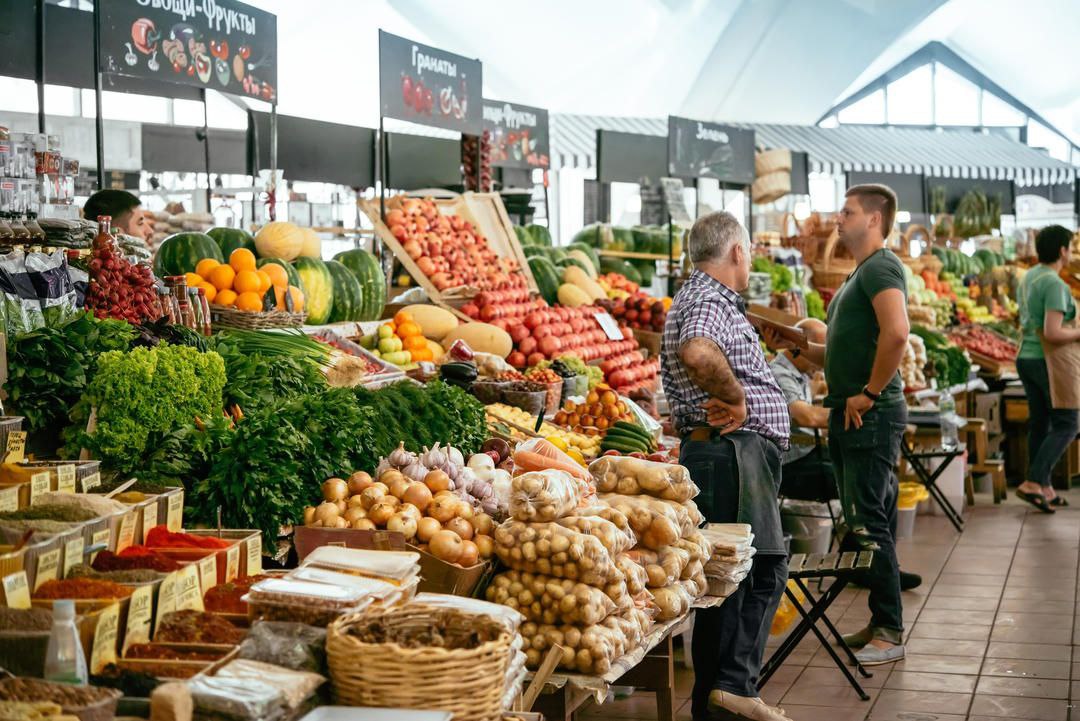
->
[327, 603, 513, 721]
[751, 171, 791, 205]
[811, 227, 855, 290]
[210, 305, 307, 330]
[755, 148, 792, 176]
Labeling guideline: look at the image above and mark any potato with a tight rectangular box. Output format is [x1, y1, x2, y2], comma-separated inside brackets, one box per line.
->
[587, 456, 700, 503]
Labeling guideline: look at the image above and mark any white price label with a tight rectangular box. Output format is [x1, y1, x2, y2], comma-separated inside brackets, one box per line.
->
[29, 472, 50, 504]
[594, 312, 625, 341]
[56, 465, 77, 494]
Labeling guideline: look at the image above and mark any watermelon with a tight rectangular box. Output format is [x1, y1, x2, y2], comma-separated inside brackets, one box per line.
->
[522, 245, 548, 259]
[257, 257, 304, 292]
[333, 249, 386, 322]
[558, 257, 590, 275]
[566, 242, 600, 272]
[292, 257, 334, 324]
[526, 223, 552, 247]
[547, 247, 568, 264]
[608, 227, 635, 252]
[571, 224, 610, 248]
[154, 232, 222, 277]
[528, 256, 561, 305]
[207, 227, 255, 258]
[600, 256, 642, 285]
[325, 260, 364, 323]
[513, 225, 533, 247]
[632, 259, 656, 286]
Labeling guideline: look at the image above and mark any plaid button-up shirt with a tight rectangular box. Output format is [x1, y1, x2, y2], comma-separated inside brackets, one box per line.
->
[661, 270, 790, 447]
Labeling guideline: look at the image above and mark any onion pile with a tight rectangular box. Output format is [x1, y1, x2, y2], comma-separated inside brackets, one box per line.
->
[374, 441, 508, 517]
[86, 233, 160, 323]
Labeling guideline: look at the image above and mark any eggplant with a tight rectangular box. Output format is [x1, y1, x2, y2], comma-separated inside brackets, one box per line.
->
[440, 362, 479, 384]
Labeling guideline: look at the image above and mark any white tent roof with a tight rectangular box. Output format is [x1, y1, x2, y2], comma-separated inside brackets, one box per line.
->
[246, 0, 1080, 148]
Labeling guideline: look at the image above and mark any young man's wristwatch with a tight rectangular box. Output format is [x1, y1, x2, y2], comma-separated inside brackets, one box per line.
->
[861, 385, 880, 401]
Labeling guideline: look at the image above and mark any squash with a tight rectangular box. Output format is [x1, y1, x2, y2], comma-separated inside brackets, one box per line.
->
[557, 283, 592, 308]
[255, 221, 305, 261]
[426, 339, 445, 362]
[297, 227, 322, 258]
[562, 265, 607, 301]
[402, 304, 459, 340]
[567, 249, 597, 278]
[441, 322, 513, 358]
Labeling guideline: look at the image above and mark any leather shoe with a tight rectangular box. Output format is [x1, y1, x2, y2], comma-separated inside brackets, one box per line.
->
[841, 625, 873, 649]
[900, 570, 922, 591]
[707, 690, 794, 721]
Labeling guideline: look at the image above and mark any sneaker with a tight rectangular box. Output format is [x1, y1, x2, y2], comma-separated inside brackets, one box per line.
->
[707, 690, 792, 721]
[900, 571, 922, 591]
[854, 643, 905, 666]
[841, 625, 873, 649]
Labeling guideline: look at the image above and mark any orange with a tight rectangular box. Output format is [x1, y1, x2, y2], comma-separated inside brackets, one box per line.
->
[208, 264, 236, 291]
[235, 291, 264, 312]
[260, 262, 288, 289]
[393, 310, 414, 327]
[234, 270, 262, 294]
[288, 285, 305, 312]
[229, 247, 257, 273]
[397, 321, 422, 338]
[195, 258, 220, 279]
[215, 289, 238, 307]
[198, 282, 217, 303]
[256, 270, 273, 294]
[184, 272, 203, 288]
[403, 335, 428, 352]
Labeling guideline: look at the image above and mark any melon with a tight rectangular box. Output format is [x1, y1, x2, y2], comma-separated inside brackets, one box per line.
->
[255, 221, 305, 261]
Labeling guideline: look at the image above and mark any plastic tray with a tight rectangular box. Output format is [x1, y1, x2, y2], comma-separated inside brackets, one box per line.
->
[300, 546, 419, 585]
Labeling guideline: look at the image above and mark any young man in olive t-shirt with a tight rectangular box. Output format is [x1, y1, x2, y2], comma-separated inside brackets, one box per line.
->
[767, 184, 910, 666]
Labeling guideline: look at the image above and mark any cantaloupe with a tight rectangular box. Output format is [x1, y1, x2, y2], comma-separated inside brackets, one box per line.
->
[557, 283, 591, 308]
[441, 322, 513, 358]
[255, 221, 305, 261]
[402, 304, 459, 340]
[562, 265, 607, 302]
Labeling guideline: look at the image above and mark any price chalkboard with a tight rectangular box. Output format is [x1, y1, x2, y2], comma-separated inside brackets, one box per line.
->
[482, 99, 549, 169]
[667, 116, 755, 185]
[98, 0, 277, 103]
[379, 30, 482, 134]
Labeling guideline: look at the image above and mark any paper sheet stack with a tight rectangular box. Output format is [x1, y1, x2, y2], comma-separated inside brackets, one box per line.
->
[700, 523, 756, 599]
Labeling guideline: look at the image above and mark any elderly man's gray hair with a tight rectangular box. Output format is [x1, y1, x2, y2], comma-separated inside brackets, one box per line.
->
[688, 211, 748, 263]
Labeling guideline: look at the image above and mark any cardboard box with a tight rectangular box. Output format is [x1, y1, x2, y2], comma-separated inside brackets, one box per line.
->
[408, 543, 491, 597]
[974, 392, 1003, 434]
[293, 526, 406, 562]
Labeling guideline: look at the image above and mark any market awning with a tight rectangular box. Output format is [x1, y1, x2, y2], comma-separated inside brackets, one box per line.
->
[550, 114, 1077, 186]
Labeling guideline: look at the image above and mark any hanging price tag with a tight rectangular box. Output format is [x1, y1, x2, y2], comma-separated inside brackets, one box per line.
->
[225, 545, 239, 582]
[198, 555, 217, 594]
[175, 565, 204, 612]
[0, 486, 17, 513]
[29, 472, 50, 504]
[34, 549, 60, 591]
[123, 584, 153, 654]
[56, 465, 77, 494]
[81, 472, 101, 491]
[166, 491, 183, 532]
[90, 602, 120, 674]
[246, 536, 262, 576]
[2, 571, 30, 609]
[594, 312, 625, 341]
[155, 572, 180, 636]
[63, 536, 84, 578]
[4, 431, 26, 463]
[141, 503, 158, 544]
[116, 512, 136, 553]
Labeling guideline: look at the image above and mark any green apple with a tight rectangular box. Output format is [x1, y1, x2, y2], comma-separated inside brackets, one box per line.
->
[378, 336, 402, 354]
[377, 324, 395, 340]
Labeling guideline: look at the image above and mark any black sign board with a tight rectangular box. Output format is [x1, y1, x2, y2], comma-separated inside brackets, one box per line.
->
[596, 131, 667, 185]
[143, 123, 246, 174]
[482, 99, 549, 169]
[98, 0, 277, 103]
[847, 171, 927, 215]
[379, 30, 482, 134]
[790, 151, 810, 196]
[926, 177, 1015, 216]
[667, 116, 754, 185]
[385, 133, 461, 190]
[249, 112, 376, 188]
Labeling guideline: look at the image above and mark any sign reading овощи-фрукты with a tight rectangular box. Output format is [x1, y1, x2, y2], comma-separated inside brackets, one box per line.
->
[379, 30, 483, 135]
[482, 100, 550, 170]
[98, 0, 277, 103]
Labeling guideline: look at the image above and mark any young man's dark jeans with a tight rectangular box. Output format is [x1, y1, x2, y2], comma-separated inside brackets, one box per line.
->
[681, 435, 787, 717]
[1017, 357, 1080, 489]
[828, 404, 906, 644]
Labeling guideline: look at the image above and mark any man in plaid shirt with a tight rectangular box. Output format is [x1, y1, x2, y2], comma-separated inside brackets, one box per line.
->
[661, 211, 792, 721]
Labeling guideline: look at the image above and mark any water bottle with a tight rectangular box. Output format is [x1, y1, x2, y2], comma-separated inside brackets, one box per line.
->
[939, 393, 960, 450]
[44, 599, 88, 684]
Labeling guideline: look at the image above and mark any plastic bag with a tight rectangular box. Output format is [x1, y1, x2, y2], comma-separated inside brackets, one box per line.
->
[493, 520, 621, 587]
[770, 580, 805, 635]
[412, 592, 524, 633]
[651, 584, 693, 621]
[598, 493, 685, 549]
[512, 437, 593, 486]
[677, 531, 711, 563]
[670, 499, 704, 534]
[520, 610, 644, 675]
[555, 513, 635, 556]
[626, 546, 691, 589]
[238, 621, 327, 673]
[187, 676, 287, 721]
[215, 659, 325, 710]
[589, 456, 699, 503]
[700, 523, 754, 559]
[0, 249, 77, 336]
[615, 553, 648, 596]
[509, 469, 582, 522]
[705, 555, 754, 584]
[486, 570, 617, 626]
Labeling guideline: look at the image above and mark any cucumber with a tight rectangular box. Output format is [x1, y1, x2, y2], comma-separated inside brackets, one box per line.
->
[603, 428, 650, 445]
[601, 434, 649, 453]
[612, 420, 652, 442]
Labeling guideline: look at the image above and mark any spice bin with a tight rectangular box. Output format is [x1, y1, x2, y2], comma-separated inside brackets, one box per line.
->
[0, 676, 121, 721]
[148, 529, 260, 584]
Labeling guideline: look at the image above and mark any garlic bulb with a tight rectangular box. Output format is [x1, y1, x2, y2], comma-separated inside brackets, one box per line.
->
[421, 442, 447, 470]
[374, 458, 392, 479]
[402, 460, 428, 484]
[388, 442, 414, 468]
[446, 445, 465, 469]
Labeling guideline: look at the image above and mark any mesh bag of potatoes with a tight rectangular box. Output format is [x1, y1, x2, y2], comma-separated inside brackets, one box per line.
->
[509, 469, 583, 522]
[486, 569, 618, 626]
[597, 493, 691, 549]
[625, 545, 692, 589]
[615, 553, 649, 596]
[493, 520, 622, 587]
[589, 455, 700, 503]
[520, 607, 649, 675]
[651, 583, 694, 621]
[554, 511, 636, 556]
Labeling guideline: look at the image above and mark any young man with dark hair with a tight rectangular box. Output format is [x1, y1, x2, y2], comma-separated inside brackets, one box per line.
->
[1014, 225, 1080, 512]
[83, 189, 153, 243]
[766, 183, 910, 666]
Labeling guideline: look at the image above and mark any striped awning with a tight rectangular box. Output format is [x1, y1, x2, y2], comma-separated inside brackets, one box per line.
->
[550, 114, 1077, 186]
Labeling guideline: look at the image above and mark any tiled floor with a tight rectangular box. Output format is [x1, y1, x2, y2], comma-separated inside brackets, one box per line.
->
[581, 492, 1080, 720]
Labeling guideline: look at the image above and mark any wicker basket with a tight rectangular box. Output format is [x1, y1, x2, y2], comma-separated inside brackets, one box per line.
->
[327, 603, 513, 721]
[210, 306, 306, 330]
[755, 148, 792, 176]
[811, 227, 855, 290]
[751, 171, 790, 205]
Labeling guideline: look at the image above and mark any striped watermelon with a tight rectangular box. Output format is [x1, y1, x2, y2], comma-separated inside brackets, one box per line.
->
[527, 256, 561, 305]
[333, 249, 386, 321]
[292, 257, 334, 325]
[325, 260, 364, 322]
